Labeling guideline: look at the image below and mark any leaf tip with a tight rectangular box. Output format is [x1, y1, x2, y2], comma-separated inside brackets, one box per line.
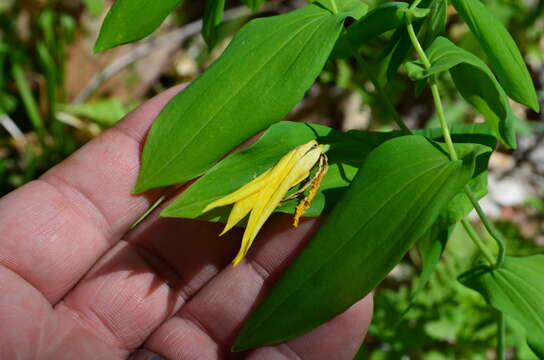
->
[529, 98, 540, 113]
[93, 37, 110, 54]
[158, 207, 171, 218]
[230, 334, 253, 352]
[132, 177, 150, 195]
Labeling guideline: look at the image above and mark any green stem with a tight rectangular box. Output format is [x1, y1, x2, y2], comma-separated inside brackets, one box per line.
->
[329, 0, 339, 13]
[406, 22, 457, 160]
[406, 21, 431, 68]
[409, 0, 424, 10]
[346, 38, 411, 133]
[460, 219, 495, 265]
[12, 63, 47, 144]
[497, 311, 506, 360]
[130, 195, 166, 230]
[406, 19, 508, 266]
[429, 80, 458, 160]
[464, 188, 506, 267]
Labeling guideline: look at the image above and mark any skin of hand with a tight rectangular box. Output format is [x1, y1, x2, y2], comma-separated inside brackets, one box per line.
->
[0, 85, 373, 360]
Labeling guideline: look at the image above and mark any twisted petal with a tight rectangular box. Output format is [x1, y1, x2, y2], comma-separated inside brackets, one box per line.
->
[219, 192, 258, 235]
[202, 140, 324, 266]
[232, 142, 322, 265]
[203, 168, 273, 212]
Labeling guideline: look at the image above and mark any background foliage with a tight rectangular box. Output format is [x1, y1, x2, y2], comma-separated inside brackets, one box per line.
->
[1, 0, 543, 358]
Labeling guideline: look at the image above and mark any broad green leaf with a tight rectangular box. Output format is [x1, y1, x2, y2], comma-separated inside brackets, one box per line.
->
[161, 121, 396, 220]
[407, 123, 496, 309]
[94, 0, 182, 52]
[332, 2, 411, 59]
[460, 255, 544, 358]
[451, 0, 539, 111]
[202, 0, 226, 50]
[233, 135, 490, 350]
[406, 37, 517, 148]
[134, 5, 347, 193]
[417, 123, 496, 225]
[241, 0, 265, 12]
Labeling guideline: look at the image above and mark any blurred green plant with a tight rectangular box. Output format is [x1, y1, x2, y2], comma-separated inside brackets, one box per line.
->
[0, 1, 135, 194]
[1, 0, 543, 357]
[359, 225, 542, 359]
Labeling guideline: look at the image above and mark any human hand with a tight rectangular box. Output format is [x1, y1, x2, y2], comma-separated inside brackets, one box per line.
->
[0, 86, 372, 360]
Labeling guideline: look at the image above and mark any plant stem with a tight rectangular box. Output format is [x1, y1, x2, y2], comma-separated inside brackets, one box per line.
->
[409, 0, 424, 10]
[497, 311, 506, 360]
[406, 21, 431, 68]
[130, 195, 166, 230]
[406, 18, 508, 266]
[406, 22, 457, 160]
[429, 81, 458, 160]
[346, 39, 411, 133]
[464, 188, 506, 267]
[460, 219, 495, 265]
[329, 0, 339, 13]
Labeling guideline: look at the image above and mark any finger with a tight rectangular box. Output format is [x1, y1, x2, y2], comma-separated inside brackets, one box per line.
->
[0, 265, 116, 360]
[245, 295, 373, 360]
[0, 85, 184, 303]
[144, 216, 365, 359]
[52, 210, 316, 357]
[53, 215, 241, 355]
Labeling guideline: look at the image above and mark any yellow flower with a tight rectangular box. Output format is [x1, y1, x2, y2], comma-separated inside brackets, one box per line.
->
[203, 140, 328, 266]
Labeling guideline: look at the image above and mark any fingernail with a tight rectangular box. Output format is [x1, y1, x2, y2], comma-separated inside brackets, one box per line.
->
[128, 349, 164, 360]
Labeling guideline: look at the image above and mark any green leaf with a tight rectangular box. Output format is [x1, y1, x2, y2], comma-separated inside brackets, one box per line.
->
[332, 0, 368, 18]
[417, 123, 496, 226]
[406, 37, 517, 148]
[311, 0, 367, 18]
[134, 5, 347, 193]
[202, 0, 226, 50]
[163, 122, 495, 223]
[332, 2, 410, 59]
[415, 224, 453, 296]
[233, 135, 490, 350]
[407, 123, 496, 310]
[58, 100, 132, 127]
[94, 0, 182, 52]
[373, 0, 434, 86]
[161, 121, 396, 220]
[418, 0, 448, 48]
[241, 0, 265, 12]
[460, 255, 544, 358]
[451, 0, 539, 111]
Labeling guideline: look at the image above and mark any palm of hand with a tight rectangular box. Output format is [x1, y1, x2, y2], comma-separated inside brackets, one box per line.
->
[0, 86, 372, 360]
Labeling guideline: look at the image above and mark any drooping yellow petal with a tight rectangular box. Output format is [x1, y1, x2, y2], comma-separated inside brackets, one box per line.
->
[232, 160, 293, 265]
[202, 141, 306, 212]
[203, 168, 273, 213]
[219, 192, 258, 235]
[239, 141, 320, 241]
[231, 142, 323, 265]
[202, 140, 325, 266]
